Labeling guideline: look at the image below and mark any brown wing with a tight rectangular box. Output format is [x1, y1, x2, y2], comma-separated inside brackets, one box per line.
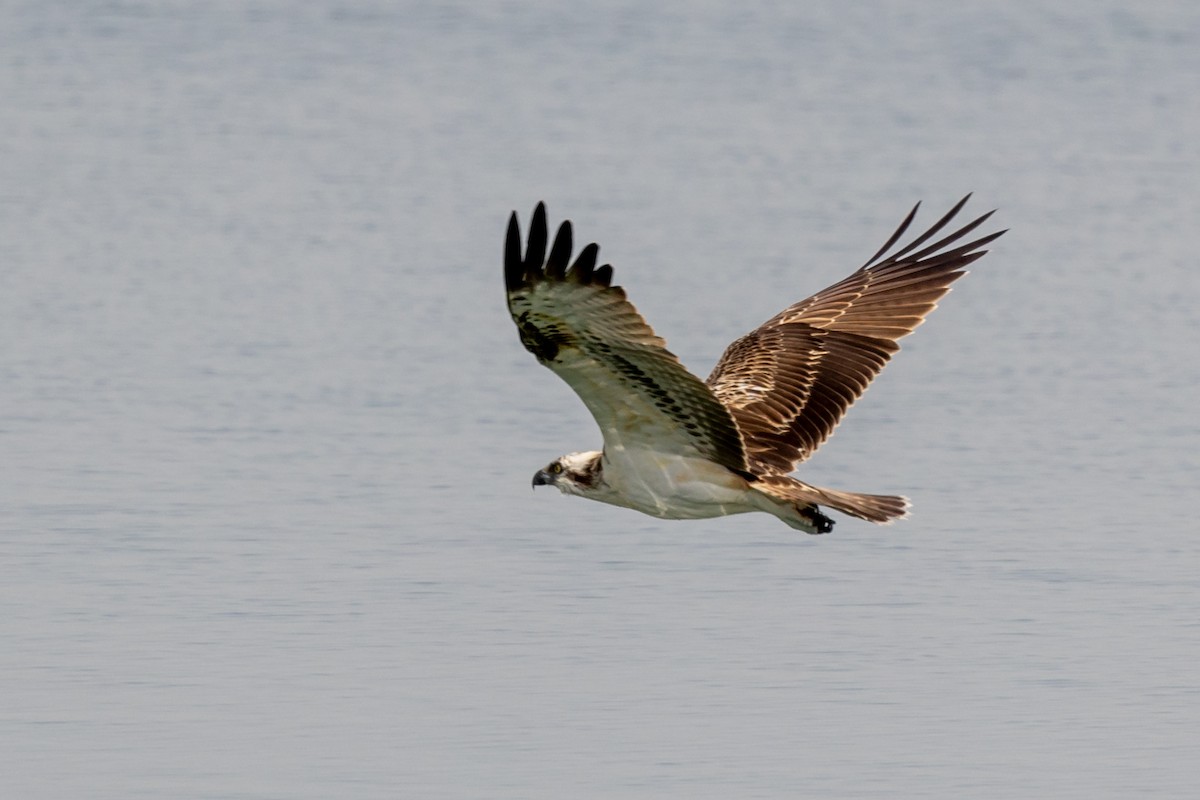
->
[506, 203, 749, 474]
[707, 195, 1005, 474]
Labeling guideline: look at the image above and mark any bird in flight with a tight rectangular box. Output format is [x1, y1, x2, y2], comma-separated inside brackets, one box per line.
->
[505, 198, 1003, 533]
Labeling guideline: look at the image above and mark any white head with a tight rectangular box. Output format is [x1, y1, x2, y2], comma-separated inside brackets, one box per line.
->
[531, 451, 603, 497]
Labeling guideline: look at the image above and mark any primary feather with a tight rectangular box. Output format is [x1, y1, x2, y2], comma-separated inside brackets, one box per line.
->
[708, 195, 1004, 473]
[506, 198, 1004, 533]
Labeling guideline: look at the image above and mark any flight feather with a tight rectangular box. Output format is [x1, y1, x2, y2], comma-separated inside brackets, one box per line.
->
[706, 195, 1005, 473]
[505, 203, 749, 474]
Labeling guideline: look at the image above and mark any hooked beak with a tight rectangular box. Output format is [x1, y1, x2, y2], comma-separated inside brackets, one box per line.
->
[532, 470, 551, 489]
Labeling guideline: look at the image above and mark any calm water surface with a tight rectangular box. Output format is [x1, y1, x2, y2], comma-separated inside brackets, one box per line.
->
[2, 2, 1198, 798]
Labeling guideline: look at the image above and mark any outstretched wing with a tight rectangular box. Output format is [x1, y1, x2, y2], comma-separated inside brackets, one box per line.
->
[506, 203, 748, 474]
[707, 195, 1005, 474]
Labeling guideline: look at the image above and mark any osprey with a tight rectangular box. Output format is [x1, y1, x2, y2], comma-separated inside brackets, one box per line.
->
[505, 198, 1003, 533]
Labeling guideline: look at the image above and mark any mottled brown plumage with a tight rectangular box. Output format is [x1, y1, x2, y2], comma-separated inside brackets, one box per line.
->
[505, 198, 1004, 532]
[708, 195, 1003, 473]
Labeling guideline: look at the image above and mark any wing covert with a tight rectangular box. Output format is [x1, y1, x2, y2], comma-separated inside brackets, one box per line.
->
[707, 195, 1005, 474]
[506, 203, 749, 474]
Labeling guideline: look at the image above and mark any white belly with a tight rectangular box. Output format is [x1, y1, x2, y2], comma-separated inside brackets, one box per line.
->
[598, 448, 757, 519]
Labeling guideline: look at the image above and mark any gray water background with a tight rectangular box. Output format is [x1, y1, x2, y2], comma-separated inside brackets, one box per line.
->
[2, 2, 1198, 798]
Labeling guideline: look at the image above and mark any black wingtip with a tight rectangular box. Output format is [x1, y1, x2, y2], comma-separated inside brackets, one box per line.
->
[504, 211, 524, 292]
[861, 201, 920, 269]
[546, 220, 573, 281]
[571, 242, 599, 277]
[863, 194, 1004, 269]
[904, 208, 1002, 263]
[505, 203, 616, 291]
[525, 202, 548, 278]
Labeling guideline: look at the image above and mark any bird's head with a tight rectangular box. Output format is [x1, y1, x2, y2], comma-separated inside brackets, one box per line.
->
[532, 451, 602, 496]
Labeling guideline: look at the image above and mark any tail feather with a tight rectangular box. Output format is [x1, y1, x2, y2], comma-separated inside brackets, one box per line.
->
[753, 474, 910, 528]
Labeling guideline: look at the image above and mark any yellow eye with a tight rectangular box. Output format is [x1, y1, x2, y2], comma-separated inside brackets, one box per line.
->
[549, 462, 563, 474]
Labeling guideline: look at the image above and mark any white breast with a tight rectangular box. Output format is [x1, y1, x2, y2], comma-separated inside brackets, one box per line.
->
[598, 448, 756, 519]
